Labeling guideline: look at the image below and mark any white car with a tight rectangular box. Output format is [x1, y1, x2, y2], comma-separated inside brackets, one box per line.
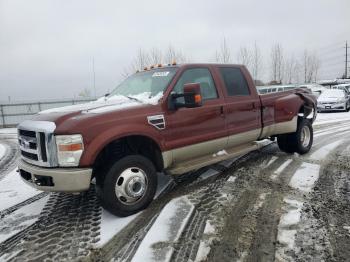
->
[298, 84, 327, 98]
[317, 89, 350, 112]
[331, 84, 350, 95]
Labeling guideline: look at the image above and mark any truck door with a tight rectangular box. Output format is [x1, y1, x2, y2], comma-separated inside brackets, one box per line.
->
[166, 67, 227, 164]
[217, 66, 261, 148]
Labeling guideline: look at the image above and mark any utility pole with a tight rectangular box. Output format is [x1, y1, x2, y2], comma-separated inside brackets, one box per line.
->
[345, 41, 349, 79]
[92, 57, 96, 98]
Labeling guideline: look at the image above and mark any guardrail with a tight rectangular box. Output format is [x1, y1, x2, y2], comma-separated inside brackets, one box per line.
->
[0, 98, 95, 127]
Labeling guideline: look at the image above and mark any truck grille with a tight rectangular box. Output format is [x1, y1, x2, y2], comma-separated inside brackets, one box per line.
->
[17, 121, 57, 167]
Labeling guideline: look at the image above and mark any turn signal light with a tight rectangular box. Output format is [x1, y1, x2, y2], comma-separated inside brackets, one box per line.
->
[58, 143, 83, 152]
[194, 94, 202, 103]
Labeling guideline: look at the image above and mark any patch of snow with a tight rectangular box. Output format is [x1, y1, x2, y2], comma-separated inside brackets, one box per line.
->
[255, 139, 273, 147]
[98, 210, 138, 247]
[343, 225, 350, 234]
[194, 221, 216, 262]
[253, 193, 268, 210]
[0, 169, 41, 212]
[265, 156, 278, 168]
[131, 197, 194, 262]
[212, 150, 227, 157]
[227, 176, 236, 183]
[289, 163, 320, 193]
[0, 143, 7, 160]
[314, 125, 350, 138]
[0, 195, 49, 243]
[128, 92, 163, 105]
[279, 199, 303, 227]
[309, 140, 343, 161]
[85, 101, 140, 114]
[314, 112, 350, 126]
[270, 159, 293, 180]
[39, 92, 163, 115]
[277, 229, 297, 249]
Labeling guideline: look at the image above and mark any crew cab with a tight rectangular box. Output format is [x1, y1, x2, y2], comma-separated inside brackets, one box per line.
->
[17, 63, 317, 216]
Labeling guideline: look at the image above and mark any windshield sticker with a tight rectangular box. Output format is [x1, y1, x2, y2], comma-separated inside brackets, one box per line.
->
[152, 71, 170, 77]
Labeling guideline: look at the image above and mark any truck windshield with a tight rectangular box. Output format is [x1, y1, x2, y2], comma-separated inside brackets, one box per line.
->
[109, 68, 177, 99]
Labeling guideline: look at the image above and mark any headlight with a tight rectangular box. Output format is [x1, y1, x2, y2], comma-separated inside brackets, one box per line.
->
[337, 99, 346, 103]
[55, 134, 84, 167]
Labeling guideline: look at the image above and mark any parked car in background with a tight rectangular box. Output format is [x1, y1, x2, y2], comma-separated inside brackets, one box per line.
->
[298, 83, 327, 98]
[317, 89, 350, 112]
[331, 84, 350, 95]
[257, 84, 296, 94]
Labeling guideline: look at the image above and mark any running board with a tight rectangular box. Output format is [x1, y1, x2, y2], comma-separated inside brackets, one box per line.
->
[167, 141, 268, 175]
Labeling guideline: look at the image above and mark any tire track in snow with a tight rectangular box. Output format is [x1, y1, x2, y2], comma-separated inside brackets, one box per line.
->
[0, 192, 48, 219]
[0, 140, 19, 181]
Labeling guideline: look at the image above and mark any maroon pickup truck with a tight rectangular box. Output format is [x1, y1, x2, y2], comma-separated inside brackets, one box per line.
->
[17, 63, 317, 216]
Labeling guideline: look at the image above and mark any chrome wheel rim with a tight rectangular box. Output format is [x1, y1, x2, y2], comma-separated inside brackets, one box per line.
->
[301, 126, 311, 148]
[115, 167, 148, 205]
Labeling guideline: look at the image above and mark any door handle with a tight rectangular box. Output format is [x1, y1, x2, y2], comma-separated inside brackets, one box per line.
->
[220, 106, 224, 116]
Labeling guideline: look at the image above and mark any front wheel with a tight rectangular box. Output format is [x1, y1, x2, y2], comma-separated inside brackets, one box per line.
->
[97, 155, 158, 217]
[277, 119, 313, 155]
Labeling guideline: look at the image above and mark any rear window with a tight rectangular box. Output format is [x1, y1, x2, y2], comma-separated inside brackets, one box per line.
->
[219, 67, 250, 96]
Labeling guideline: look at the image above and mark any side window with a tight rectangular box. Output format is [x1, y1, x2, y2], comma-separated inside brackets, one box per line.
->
[173, 68, 218, 100]
[219, 67, 250, 96]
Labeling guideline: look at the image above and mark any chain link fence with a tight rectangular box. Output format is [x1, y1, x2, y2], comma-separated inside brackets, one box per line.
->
[0, 99, 95, 127]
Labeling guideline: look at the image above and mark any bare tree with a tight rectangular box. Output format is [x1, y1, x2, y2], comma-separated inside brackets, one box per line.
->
[149, 47, 163, 65]
[251, 42, 262, 82]
[270, 43, 284, 83]
[284, 54, 296, 84]
[164, 45, 187, 64]
[215, 38, 232, 63]
[237, 46, 252, 70]
[302, 49, 321, 83]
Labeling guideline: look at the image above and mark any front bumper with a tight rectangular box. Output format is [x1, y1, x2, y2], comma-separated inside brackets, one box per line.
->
[317, 103, 346, 111]
[18, 159, 92, 192]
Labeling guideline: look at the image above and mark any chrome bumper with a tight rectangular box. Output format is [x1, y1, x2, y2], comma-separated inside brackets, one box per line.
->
[18, 159, 92, 193]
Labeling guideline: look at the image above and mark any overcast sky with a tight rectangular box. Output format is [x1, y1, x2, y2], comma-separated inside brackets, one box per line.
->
[1, 0, 349, 102]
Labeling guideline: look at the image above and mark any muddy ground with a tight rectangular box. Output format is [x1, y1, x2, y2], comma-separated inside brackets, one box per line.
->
[0, 118, 349, 262]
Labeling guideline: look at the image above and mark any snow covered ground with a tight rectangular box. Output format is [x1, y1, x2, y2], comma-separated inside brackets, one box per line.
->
[0, 143, 6, 160]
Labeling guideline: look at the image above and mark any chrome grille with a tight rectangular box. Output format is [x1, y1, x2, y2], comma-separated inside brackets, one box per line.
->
[17, 120, 57, 167]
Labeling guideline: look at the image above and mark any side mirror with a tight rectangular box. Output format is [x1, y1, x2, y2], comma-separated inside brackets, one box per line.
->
[168, 83, 203, 110]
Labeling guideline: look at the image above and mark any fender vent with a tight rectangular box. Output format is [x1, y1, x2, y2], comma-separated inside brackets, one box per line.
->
[147, 115, 165, 130]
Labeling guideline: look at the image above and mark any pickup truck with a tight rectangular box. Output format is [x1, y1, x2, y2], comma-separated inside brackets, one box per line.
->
[17, 63, 317, 216]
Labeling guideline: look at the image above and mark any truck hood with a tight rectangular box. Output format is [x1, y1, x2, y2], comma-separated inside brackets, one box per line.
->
[39, 93, 163, 115]
[29, 93, 164, 127]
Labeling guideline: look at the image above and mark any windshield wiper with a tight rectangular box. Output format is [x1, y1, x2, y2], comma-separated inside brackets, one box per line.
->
[125, 95, 144, 104]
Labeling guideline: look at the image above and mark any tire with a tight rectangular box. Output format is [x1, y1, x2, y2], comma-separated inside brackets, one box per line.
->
[277, 134, 296, 153]
[97, 155, 157, 217]
[277, 118, 313, 155]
